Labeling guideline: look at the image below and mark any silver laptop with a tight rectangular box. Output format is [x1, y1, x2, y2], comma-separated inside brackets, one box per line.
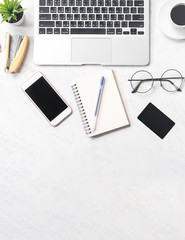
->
[34, 0, 149, 65]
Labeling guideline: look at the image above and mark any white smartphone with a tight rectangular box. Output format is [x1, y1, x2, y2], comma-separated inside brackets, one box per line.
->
[22, 72, 72, 126]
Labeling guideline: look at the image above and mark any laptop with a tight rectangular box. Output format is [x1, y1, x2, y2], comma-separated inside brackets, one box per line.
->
[34, 0, 150, 65]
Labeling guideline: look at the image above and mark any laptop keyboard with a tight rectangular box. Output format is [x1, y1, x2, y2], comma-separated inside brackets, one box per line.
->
[39, 0, 145, 35]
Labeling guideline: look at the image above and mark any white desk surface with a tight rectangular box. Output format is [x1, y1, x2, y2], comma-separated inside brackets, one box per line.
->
[1, 0, 185, 239]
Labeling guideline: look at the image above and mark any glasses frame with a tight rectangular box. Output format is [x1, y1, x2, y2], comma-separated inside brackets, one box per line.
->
[129, 69, 184, 94]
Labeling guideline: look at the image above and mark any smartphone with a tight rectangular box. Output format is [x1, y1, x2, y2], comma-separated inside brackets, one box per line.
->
[22, 72, 72, 126]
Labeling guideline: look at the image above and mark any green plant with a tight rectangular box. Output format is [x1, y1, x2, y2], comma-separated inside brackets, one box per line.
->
[0, 0, 25, 23]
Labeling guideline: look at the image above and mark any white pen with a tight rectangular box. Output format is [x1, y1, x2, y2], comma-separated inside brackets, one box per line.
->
[92, 76, 105, 132]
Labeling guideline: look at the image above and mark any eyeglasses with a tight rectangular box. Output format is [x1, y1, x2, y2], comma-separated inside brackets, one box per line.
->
[128, 69, 184, 93]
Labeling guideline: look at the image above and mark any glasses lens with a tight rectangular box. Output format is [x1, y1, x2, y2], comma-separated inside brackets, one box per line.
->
[161, 69, 183, 92]
[131, 70, 153, 93]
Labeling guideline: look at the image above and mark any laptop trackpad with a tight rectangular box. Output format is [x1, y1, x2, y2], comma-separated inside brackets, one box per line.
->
[71, 38, 112, 64]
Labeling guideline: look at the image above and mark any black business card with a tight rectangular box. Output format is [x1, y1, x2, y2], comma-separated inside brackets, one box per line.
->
[138, 103, 175, 139]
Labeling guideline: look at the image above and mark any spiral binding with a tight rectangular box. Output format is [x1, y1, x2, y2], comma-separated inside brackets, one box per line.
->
[71, 84, 92, 135]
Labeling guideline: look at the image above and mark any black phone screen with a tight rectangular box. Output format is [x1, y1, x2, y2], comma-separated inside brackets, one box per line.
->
[25, 77, 68, 121]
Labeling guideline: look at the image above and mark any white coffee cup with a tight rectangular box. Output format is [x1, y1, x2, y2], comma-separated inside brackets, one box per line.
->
[170, 3, 185, 28]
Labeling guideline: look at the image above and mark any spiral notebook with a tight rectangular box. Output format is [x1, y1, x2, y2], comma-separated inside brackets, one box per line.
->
[71, 70, 130, 137]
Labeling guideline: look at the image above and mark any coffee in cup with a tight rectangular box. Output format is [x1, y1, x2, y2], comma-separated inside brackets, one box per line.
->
[170, 4, 185, 27]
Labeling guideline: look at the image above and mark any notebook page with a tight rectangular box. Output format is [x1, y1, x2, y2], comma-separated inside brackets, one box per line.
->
[73, 69, 130, 137]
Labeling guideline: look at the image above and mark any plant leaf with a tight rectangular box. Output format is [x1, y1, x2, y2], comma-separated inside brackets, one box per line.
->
[4, 0, 10, 9]
[1, 14, 10, 22]
[0, 0, 25, 24]
[13, 8, 24, 13]
[15, 0, 22, 9]
[0, 10, 10, 14]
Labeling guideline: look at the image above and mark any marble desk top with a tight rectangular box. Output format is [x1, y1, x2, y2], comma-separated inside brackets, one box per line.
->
[1, 0, 185, 239]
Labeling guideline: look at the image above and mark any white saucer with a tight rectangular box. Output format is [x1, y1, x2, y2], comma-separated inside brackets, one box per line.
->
[158, 0, 185, 40]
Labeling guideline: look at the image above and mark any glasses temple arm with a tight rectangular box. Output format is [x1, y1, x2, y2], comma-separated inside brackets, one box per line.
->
[131, 81, 144, 93]
[161, 79, 182, 91]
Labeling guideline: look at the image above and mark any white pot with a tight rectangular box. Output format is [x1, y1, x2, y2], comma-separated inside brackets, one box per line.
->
[8, 11, 25, 26]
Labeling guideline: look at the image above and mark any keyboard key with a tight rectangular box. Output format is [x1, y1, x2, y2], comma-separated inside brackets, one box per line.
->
[52, 14, 58, 20]
[78, 21, 84, 27]
[71, 21, 77, 27]
[138, 7, 144, 13]
[47, 28, 53, 33]
[71, 28, 105, 34]
[39, 14, 51, 20]
[121, 21, 128, 27]
[74, 14, 80, 20]
[131, 28, 137, 34]
[103, 14, 109, 20]
[123, 7, 129, 13]
[138, 31, 144, 35]
[54, 28, 60, 34]
[112, 0, 118, 6]
[133, 14, 144, 20]
[65, 7, 71, 13]
[96, 14, 102, 20]
[80, 7, 86, 12]
[107, 28, 115, 34]
[83, 0, 89, 5]
[127, 0, 133, 6]
[67, 14, 73, 20]
[123, 31, 129, 34]
[105, 0, 111, 6]
[58, 7, 64, 12]
[116, 28, 122, 34]
[54, 0, 60, 5]
[114, 21, 120, 27]
[61, 0, 67, 5]
[98, 0, 104, 6]
[91, 0, 97, 6]
[100, 21, 106, 27]
[69, 0, 75, 5]
[39, 21, 55, 27]
[134, 0, 144, 6]
[92, 21, 98, 27]
[94, 7, 100, 13]
[118, 14, 124, 20]
[85, 21, 91, 27]
[61, 28, 69, 34]
[110, 14, 117, 20]
[107, 21, 113, 27]
[131, 7, 137, 13]
[63, 21, 69, 27]
[109, 7, 115, 13]
[72, 7, 78, 13]
[120, 0, 126, 6]
[125, 14, 131, 20]
[39, 28, 46, 34]
[101, 7, 107, 13]
[76, 0, 82, 5]
[89, 14, 95, 20]
[56, 21, 62, 27]
[50, 7, 57, 12]
[116, 7, 122, 13]
[87, 7, 93, 13]
[59, 14, 66, 20]
[47, 0, 53, 6]
[39, 7, 49, 13]
[129, 21, 144, 27]
[81, 14, 87, 20]
[39, 0, 46, 6]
